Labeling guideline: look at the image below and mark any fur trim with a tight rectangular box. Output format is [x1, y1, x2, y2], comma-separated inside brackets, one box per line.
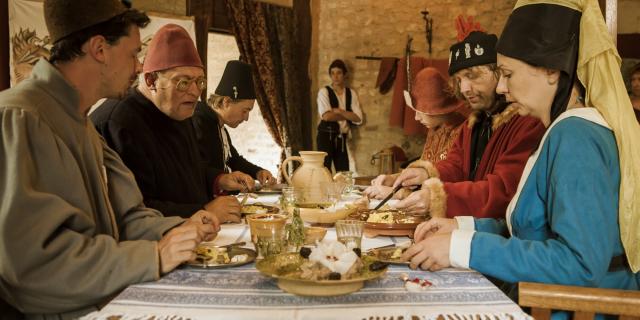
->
[491, 104, 519, 129]
[466, 104, 520, 129]
[407, 160, 440, 179]
[467, 111, 480, 129]
[422, 178, 447, 218]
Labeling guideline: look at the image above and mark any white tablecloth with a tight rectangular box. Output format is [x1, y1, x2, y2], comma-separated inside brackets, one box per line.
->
[83, 195, 530, 320]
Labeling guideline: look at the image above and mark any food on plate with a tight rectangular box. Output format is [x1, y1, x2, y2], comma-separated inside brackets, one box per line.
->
[390, 247, 403, 259]
[350, 208, 420, 224]
[242, 205, 269, 214]
[230, 254, 249, 263]
[195, 245, 230, 264]
[266, 241, 387, 281]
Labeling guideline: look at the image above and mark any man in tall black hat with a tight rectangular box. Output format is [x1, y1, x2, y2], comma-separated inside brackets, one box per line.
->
[192, 60, 277, 191]
[390, 29, 546, 220]
[0, 1, 220, 318]
[91, 24, 244, 222]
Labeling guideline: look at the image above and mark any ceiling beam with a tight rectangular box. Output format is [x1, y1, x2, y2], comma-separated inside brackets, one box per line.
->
[255, 0, 293, 8]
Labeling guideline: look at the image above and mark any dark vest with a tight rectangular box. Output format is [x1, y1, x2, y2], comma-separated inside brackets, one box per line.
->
[317, 86, 352, 133]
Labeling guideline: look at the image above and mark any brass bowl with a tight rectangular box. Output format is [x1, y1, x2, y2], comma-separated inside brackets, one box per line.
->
[303, 226, 327, 245]
[255, 253, 387, 296]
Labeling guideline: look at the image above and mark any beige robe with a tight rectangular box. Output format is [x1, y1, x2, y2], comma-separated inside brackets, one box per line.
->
[0, 59, 184, 319]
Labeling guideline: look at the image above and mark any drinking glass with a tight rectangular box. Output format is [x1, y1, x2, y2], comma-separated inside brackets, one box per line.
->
[335, 220, 365, 250]
[281, 186, 297, 215]
[247, 213, 287, 259]
[325, 182, 345, 210]
[335, 171, 354, 194]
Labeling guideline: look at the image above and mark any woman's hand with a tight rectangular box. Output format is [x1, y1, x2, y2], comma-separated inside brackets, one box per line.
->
[413, 217, 458, 242]
[401, 233, 452, 271]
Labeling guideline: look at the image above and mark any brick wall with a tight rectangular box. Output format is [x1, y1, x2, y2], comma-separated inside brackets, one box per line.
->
[206, 33, 283, 176]
[312, 0, 516, 176]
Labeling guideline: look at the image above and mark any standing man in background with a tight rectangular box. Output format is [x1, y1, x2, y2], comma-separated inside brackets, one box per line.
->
[316, 59, 364, 172]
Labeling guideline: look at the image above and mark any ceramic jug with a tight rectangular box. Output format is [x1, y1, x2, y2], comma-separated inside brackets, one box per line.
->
[280, 151, 333, 203]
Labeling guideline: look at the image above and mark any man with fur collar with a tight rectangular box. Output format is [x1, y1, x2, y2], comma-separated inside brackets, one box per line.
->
[386, 31, 546, 219]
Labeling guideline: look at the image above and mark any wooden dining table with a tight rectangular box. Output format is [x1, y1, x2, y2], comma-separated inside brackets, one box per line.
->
[82, 195, 531, 320]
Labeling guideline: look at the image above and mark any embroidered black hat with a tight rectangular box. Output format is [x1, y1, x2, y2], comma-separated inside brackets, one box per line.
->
[448, 31, 498, 75]
[215, 60, 256, 100]
[44, 0, 127, 43]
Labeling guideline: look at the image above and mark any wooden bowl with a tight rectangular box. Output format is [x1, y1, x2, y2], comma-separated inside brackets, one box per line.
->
[304, 226, 327, 245]
[299, 207, 356, 227]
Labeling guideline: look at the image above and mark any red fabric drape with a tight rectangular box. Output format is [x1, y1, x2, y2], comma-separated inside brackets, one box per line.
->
[390, 57, 450, 135]
[225, 0, 312, 161]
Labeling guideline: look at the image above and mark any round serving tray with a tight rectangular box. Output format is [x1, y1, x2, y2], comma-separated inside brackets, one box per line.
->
[255, 253, 387, 296]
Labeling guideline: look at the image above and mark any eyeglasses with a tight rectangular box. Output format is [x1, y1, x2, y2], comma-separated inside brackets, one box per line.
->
[156, 73, 207, 92]
[174, 77, 207, 92]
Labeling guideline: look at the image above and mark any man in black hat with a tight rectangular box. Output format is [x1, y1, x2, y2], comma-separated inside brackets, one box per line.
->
[0, 1, 220, 318]
[192, 60, 277, 191]
[389, 30, 546, 220]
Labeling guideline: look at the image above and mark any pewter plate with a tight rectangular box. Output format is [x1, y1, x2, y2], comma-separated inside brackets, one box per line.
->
[184, 247, 256, 269]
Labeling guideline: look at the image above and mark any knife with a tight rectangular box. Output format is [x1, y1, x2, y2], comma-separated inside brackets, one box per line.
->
[373, 184, 404, 210]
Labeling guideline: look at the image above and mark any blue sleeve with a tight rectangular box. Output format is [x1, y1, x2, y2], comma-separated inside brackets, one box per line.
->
[468, 118, 620, 286]
[475, 218, 508, 236]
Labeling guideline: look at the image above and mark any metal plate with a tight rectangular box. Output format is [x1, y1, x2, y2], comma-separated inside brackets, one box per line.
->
[241, 203, 280, 216]
[184, 246, 257, 269]
[254, 183, 286, 194]
[365, 246, 409, 265]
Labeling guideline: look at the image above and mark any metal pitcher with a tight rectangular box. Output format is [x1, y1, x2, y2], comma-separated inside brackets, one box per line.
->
[370, 149, 395, 175]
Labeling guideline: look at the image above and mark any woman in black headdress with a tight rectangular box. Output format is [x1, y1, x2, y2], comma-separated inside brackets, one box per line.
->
[401, 0, 640, 299]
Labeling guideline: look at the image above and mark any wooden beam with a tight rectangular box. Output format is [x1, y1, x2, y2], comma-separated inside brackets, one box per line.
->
[255, 0, 293, 8]
[0, 0, 9, 90]
[187, 0, 214, 100]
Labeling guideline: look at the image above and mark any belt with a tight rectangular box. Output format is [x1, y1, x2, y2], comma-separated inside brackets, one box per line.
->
[608, 254, 628, 272]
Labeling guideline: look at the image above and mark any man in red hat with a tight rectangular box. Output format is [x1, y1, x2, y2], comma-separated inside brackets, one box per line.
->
[0, 2, 221, 319]
[364, 67, 468, 206]
[91, 24, 245, 222]
[376, 31, 546, 219]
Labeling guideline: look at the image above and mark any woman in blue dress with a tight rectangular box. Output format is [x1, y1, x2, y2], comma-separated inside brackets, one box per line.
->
[401, 0, 640, 297]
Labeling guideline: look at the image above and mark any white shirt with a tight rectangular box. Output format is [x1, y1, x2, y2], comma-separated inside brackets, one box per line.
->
[317, 86, 363, 134]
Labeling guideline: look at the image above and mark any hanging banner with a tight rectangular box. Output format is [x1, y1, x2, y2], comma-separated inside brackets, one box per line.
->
[8, 0, 196, 87]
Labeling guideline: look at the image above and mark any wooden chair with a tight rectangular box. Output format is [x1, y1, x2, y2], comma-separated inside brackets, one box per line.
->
[519, 282, 640, 320]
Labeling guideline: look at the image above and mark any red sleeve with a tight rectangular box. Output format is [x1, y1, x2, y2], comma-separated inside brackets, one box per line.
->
[443, 117, 545, 219]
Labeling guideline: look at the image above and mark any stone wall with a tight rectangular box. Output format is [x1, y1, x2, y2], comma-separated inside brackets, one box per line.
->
[312, 0, 516, 176]
[133, 0, 187, 16]
[206, 33, 283, 176]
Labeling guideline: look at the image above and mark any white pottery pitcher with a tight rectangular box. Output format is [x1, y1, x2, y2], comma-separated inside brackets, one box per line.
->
[280, 151, 333, 203]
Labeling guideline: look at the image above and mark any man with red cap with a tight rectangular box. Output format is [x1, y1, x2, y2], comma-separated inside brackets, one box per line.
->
[375, 27, 546, 219]
[91, 24, 245, 222]
[0, 1, 221, 318]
